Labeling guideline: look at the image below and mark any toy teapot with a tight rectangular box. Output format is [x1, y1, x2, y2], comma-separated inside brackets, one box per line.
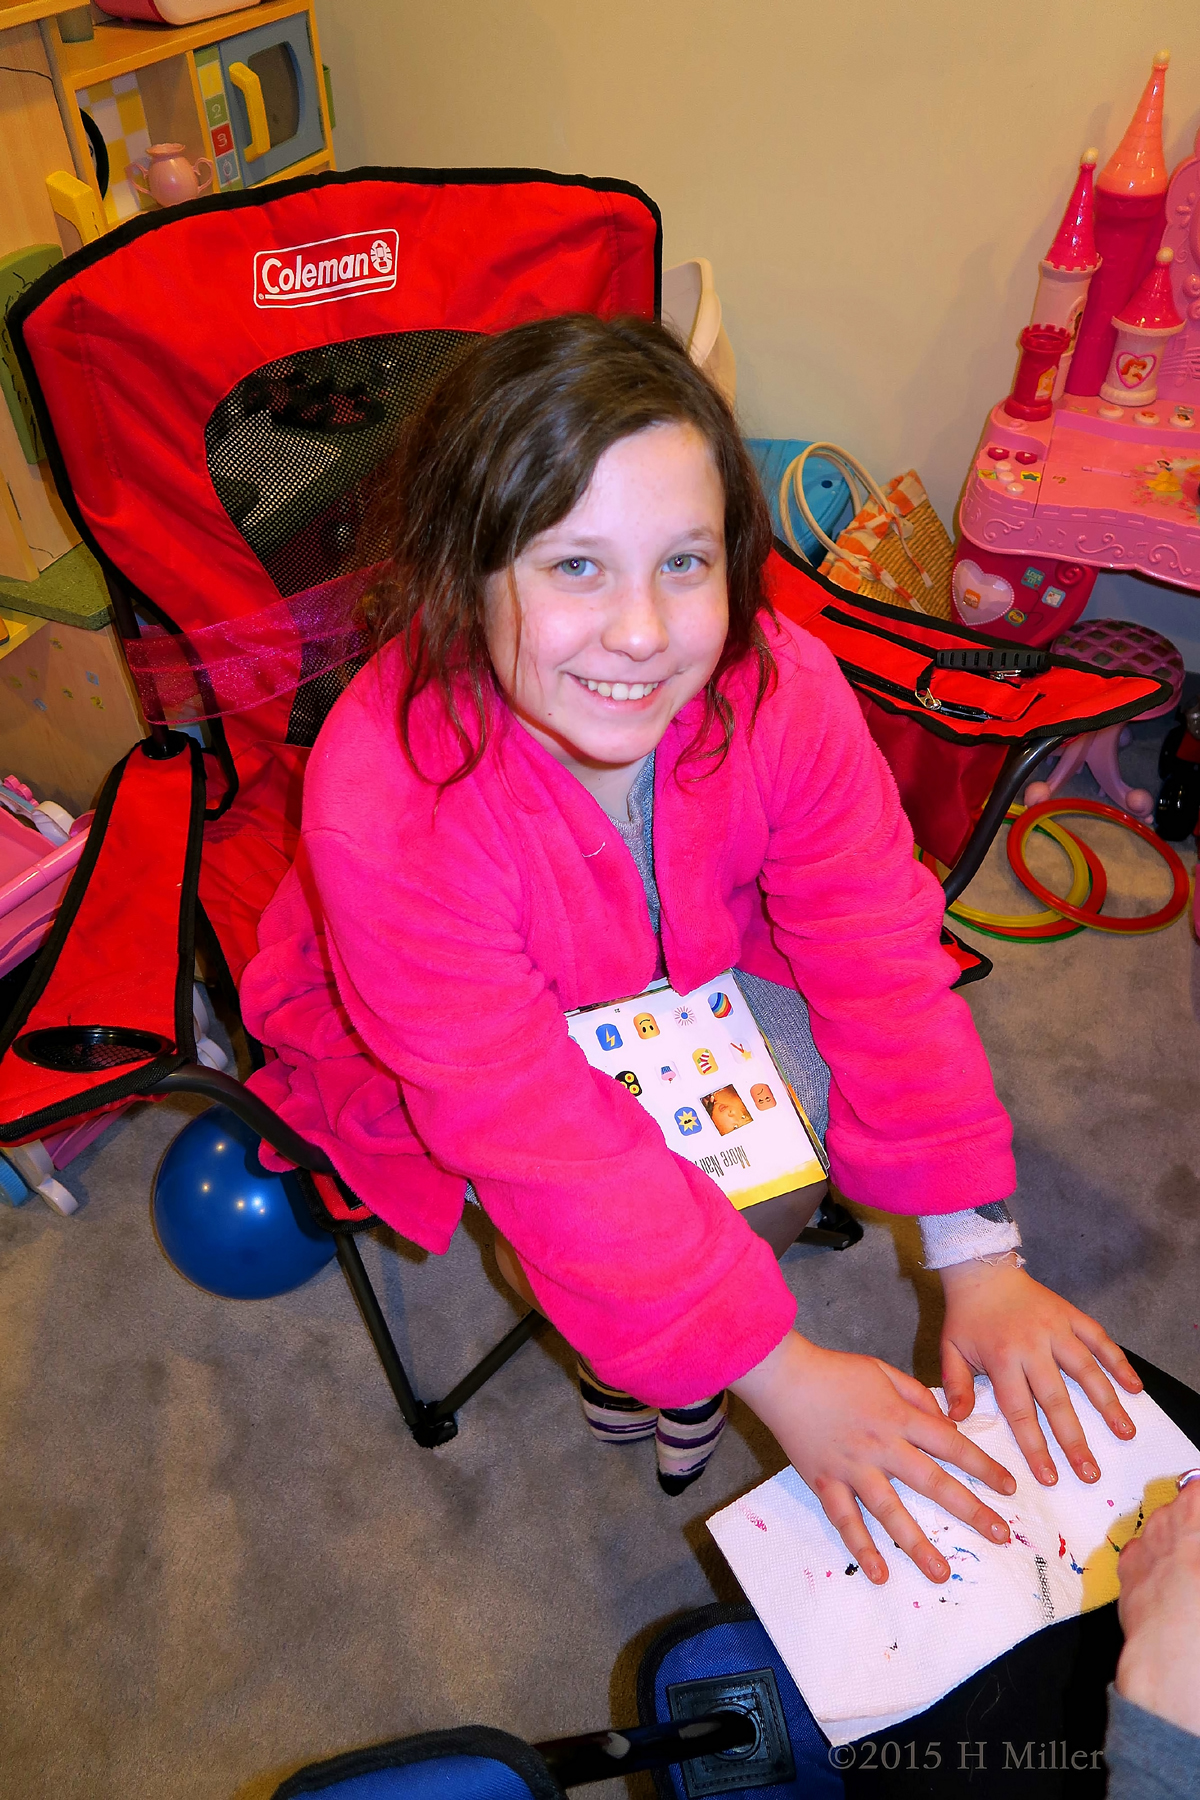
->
[126, 143, 213, 208]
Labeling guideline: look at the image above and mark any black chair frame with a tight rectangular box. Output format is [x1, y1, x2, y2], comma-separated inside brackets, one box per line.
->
[155, 1056, 542, 1449]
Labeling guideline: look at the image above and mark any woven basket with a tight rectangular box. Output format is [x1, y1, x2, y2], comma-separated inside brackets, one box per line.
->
[778, 444, 954, 619]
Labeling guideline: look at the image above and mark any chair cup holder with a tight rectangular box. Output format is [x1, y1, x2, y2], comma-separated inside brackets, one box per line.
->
[12, 1025, 174, 1072]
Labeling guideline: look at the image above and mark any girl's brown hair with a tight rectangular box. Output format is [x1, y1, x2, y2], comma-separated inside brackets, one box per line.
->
[364, 312, 776, 780]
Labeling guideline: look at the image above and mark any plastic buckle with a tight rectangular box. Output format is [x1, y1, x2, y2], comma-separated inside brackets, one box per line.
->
[914, 682, 994, 724]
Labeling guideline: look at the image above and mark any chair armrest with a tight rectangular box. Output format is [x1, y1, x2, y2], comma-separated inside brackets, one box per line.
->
[150, 1063, 334, 1174]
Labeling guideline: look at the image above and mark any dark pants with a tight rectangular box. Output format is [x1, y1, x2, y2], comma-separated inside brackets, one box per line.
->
[741, 1178, 828, 1257]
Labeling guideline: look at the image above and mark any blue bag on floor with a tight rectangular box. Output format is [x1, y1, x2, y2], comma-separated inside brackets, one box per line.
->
[637, 1602, 843, 1800]
[745, 440, 853, 564]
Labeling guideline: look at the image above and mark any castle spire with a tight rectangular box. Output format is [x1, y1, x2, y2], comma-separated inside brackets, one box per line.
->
[1098, 51, 1170, 197]
[1044, 150, 1100, 272]
[1113, 246, 1183, 331]
[1100, 248, 1184, 408]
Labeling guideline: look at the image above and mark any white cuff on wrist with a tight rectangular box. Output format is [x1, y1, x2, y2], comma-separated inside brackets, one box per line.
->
[918, 1201, 1022, 1272]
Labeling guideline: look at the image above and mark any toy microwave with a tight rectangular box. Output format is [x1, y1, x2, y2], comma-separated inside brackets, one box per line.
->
[211, 12, 326, 186]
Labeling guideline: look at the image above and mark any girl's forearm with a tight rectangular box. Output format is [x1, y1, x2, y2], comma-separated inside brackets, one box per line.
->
[728, 1328, 815, 1427]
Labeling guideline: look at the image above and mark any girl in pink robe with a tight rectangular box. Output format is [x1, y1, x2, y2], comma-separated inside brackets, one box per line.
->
[242, 314, 1142, 1580]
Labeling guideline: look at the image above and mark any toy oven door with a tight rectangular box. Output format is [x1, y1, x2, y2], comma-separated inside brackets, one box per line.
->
[218, 13, 324, 186]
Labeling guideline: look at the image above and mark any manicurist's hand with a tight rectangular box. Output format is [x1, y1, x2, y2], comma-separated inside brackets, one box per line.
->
[1115, 1481, 1200, 1737]
[939, 1255, 1142, 1487]
[730, 1330, 1017, 1586]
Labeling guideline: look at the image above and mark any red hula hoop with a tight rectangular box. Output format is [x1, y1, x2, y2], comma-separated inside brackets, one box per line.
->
[923, 821, 1108, 941]
[1008, 800, 1191, 935]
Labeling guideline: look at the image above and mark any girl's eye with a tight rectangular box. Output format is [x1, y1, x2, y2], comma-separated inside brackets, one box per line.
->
[556, 557, 596, 577]
[665, 553, 702, 573]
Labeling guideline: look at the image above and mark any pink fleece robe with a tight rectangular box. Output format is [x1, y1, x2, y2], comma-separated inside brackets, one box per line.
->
[240, 611, 1015, 1406]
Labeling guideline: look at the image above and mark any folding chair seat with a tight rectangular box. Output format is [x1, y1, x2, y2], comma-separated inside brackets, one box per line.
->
[263, 1359, 1200, 1800]
[0, 166, 1168, 1446]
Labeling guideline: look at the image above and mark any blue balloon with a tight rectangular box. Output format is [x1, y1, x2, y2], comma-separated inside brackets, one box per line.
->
[152, 1105, 335, 1299]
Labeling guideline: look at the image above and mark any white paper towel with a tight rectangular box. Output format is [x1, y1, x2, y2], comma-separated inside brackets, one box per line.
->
[708, 1377, 1196, 1746]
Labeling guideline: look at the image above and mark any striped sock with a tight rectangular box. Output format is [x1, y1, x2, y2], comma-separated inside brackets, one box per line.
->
[577, 1359, 658, 1446]
[655, 1392, 728, 1495]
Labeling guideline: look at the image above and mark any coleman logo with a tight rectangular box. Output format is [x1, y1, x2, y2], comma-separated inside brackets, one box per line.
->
[254, 228, 398, 308]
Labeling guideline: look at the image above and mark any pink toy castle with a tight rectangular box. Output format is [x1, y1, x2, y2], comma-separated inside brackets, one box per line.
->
[957, 46, 1200, 619]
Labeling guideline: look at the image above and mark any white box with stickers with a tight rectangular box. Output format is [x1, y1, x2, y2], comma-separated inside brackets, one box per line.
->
[566, 972, 826, 1212]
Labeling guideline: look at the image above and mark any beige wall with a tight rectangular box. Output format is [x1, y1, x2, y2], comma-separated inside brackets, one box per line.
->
[316, 0, 1200, 657]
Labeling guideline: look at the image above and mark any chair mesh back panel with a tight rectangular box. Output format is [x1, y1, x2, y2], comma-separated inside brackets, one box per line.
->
[206, 328, 480, 594]
[205, 327, 482, 742]
[13, 171, 660, 654]
[283, 653, 366, 747]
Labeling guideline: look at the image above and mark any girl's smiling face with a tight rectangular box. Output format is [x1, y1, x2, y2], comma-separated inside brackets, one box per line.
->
[483, 421, 729, 803]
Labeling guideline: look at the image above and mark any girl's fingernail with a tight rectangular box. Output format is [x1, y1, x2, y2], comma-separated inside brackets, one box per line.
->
[1039, 1464, 1057, 1484]
[1081, 1462, 1100, 1482]
[868, 1561, 886, 1583]
[927, 1556, 948, 1579]
[1116, 1418, 1135, 1437]
[989, 1521, 1008, 1541]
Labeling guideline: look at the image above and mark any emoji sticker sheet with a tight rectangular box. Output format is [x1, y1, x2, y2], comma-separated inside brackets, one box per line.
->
[565, 972, 826, 1211]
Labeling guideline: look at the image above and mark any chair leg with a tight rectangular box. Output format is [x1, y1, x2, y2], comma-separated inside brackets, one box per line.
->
[151, 1067, 539, 1447]
[941, 738, 1059, 906]
[428, 1309, 543, 1424]
[334, 1234, 434, 1436]
[334, 1233, 541, 1449]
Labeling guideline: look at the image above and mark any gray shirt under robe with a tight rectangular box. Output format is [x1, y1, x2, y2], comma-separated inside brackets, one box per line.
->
[607, 754, 1020, 1268]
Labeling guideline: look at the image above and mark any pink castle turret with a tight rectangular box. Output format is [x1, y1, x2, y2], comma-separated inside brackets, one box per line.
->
[1066, 51, 1171, 398]
[1100, 246, 1185, 406]
[1030, 150, 1100, 397]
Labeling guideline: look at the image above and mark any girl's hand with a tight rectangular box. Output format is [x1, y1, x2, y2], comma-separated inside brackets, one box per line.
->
[938, 1256, 1143, 1486]
[730, 1331, 1016, 1586]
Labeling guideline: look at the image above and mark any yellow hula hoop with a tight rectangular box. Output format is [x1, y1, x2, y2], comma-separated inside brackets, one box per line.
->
[945, 806, 1091, 931]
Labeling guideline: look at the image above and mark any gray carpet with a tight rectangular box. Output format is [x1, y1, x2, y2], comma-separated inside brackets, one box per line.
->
[2, 724, 1198, 1799]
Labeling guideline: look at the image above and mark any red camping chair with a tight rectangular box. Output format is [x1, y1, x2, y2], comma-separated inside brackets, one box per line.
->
[0, 167, 1167, 1448]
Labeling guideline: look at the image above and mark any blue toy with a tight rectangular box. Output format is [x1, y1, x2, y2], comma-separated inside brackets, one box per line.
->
[744, 438, 853, 561]
[0, 1153, 31, 1207]
[152, 1105, 335, 1299]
